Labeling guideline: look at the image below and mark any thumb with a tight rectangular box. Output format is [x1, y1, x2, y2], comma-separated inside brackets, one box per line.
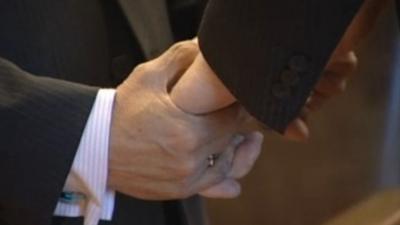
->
[284, 118, 309, 142]
[150, 41, 199, 89]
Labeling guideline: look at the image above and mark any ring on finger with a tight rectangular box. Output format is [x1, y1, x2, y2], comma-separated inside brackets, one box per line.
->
[207, 154, 219, 167]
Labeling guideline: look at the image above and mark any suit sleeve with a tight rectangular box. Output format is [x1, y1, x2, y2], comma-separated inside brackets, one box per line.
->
[198, 0, 363, 132]
[0, 57, 98, 225]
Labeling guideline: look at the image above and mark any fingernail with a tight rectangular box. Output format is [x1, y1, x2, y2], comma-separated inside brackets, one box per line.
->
[232, 134, 245, 146]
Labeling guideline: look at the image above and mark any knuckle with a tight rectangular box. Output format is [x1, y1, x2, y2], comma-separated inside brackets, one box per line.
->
[177, 157, 197, 178]
[133, 63, 150, 74]
[184, 157, 198, 172]
[170, 41, 198, 56]
[329, 52, 358, 74]
[331, 78, 347, 94]
[175, 179, 192, 198]
[171, 42, 187, 51]
[167, 126, 200, 152]
[170, 153, 197, 179]
[181, 132, 200, 151]
[132, 63, 156, 83]
[347, 51, 358, 68]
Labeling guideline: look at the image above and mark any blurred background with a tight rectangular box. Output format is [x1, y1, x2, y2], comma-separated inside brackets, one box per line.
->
[206, 2, 400, 225]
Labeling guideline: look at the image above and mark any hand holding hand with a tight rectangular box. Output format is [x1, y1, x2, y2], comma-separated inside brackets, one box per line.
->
[173, 0, 388, 142]
[109, 41, 262, 200]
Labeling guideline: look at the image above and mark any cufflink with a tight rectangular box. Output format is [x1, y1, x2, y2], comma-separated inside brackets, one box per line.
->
[280, 69, 300, 86]
[60, 192, 86, 204]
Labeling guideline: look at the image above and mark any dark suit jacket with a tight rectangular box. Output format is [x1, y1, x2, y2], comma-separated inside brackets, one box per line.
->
[0, 0, 206, 225]
[198, 0, 365, 132]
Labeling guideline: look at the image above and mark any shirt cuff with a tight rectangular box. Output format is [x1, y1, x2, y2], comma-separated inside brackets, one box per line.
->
[54, 89, 116, 225]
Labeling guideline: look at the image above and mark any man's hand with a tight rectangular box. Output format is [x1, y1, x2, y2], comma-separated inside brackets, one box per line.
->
[108, 41, 263, 200]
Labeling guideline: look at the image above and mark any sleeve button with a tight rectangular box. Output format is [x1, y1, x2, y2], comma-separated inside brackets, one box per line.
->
[289, 55, 309, 73]
[280, 70, 300, 86]
[272, 83, 291, 99]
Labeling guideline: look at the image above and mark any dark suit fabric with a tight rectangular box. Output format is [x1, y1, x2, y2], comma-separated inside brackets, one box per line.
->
[198, 0, 363, 132]
[0, 58, 97, 225]
[0, 0, 205, 225]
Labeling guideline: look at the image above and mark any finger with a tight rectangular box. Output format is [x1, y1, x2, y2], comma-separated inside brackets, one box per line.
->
[180, 104, 248, 157]
[306, 92, 329, 111]
[325, 51, 358, 73]
[143, 40, 199, 89]
[284, 118, 309, 142]
[317, 51, 357, 97]
[200, 132, 263, 199]
[193, 134, 245, 180]
[316, 51, 357, 97]
[315, 71, 349, 97]
[299, 106, 311, 121]
[196, 132, 246, 160]
[228, 131, 264, 179]
[201, 104, 249, 138]
[199, 179, 241, 198]
[182, 133, 245, 194]
[191, 136, 241, 193]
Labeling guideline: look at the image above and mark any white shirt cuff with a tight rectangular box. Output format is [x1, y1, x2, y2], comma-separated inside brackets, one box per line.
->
[54, 89, 116, 225]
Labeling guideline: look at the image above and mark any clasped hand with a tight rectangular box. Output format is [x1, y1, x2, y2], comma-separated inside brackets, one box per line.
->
[108, 41, 264, 200]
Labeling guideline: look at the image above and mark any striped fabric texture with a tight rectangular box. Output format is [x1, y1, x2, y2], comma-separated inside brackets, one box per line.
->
[54, 89, 116, 225]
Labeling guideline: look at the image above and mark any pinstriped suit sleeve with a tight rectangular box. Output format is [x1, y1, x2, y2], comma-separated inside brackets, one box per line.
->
[0, 57, 98, 225]
[198, 0, 362, 132]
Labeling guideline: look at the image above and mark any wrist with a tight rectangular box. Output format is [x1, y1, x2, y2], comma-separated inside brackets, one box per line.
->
[170, 53, 236, 114]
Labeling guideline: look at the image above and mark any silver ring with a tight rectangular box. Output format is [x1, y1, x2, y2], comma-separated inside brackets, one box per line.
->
[207, 154, 218, 167]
